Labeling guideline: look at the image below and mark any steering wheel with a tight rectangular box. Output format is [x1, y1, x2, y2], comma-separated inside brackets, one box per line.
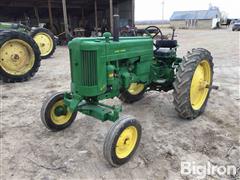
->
[144, 26, 164, 49]
[144, 26, 163, 39]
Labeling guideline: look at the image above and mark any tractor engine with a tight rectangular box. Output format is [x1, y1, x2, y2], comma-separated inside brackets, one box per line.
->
[67, 34, 153, 100]
[64, 18, 183, 120]
[64, 34, 154, 121]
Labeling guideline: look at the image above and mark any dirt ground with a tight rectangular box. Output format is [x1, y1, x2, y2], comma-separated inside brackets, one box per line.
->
[1, 29, 240, 180]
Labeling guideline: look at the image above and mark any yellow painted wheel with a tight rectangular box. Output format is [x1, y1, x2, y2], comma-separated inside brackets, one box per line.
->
[128, 83, 145, 95]
[41, 92, 77, 131]
[103, 116, 142, 167]
[173, 48, 213, 119]
[116, 126, 138, 159]
[0, 39, 35, 76]
[50, 100, 73, 125]
[0, 31, 41, 82]
[190, 60, 211, 110]
[119, 83, 145, 103]
[30, 28, 56, 59]
[33, 32, 53, 57]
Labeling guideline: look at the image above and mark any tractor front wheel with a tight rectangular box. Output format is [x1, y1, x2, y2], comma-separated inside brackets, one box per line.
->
[119, 83, 145, 103]
[173, 48, 214, 119]
[41, 92, 77, 131]
[31, 28, 56, 59]
[103, 116, 142, 167]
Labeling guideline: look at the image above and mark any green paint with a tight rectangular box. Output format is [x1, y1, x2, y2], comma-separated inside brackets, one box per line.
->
[0, 22, 28, 33]
[63, 33, 182, 122]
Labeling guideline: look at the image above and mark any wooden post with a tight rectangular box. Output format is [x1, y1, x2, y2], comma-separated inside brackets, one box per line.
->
[34, 6, 40, 26]
[132, 0, 135, 26]
[68, 14, 72, 33]
[62, 0, 69, 37]
[109, 0, 113, 33]
[48, 0, 54, 31]
[94, 0, 98, 33]
[82, 8, 85, 26]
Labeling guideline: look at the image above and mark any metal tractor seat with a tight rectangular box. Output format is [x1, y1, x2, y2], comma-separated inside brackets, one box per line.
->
[155, 39, 178, 49]
[154, 40, 178, 57]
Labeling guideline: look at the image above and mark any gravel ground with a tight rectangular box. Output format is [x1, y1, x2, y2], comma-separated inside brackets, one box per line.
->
[1, 29, 240, 180]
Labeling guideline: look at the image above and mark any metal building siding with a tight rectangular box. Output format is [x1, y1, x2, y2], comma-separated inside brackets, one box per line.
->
[170, 9, 220, 20]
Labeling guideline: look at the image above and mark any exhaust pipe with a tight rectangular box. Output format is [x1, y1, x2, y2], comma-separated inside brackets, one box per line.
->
[113, 14, 120, 41]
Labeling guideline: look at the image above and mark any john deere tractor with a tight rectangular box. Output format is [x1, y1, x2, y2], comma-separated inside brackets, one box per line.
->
[0, 22, 56, 59]
[41, 15, 215, 166]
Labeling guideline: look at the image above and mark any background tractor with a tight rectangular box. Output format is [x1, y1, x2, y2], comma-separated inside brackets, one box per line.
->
[41, 15, 216, 167]
[0, 30, 41, 82]
[0, 22, 56, 59]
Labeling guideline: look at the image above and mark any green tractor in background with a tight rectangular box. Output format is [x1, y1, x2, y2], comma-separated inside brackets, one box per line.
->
[0, 22, 56, 82]
[41, 15, 216, 166]
[0, 30, 41, 82]
[0, 22, 56, 59]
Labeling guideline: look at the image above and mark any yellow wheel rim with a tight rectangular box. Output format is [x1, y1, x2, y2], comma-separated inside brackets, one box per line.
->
[116, 126, 138, 159]
[33, 32, 53, 56]
[50, 100, 73, 125]
[190, 60, 211, 110]
[0, 39, 35, 75]
[128, 83, 145, 95]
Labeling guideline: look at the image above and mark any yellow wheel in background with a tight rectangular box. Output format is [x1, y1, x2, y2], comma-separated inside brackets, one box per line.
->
[30, 28, 56, 59]
[0, 39, 35, 75]
[33, 32, 53, 57]
[0, 31, 41, 82]
[41, 92, 77, 131]
[190, 60, 211, 110]
[173, 48, 213, 119]
[119, 83, 146, 103]
[128, 83, 145, 95]
[104, 116, 142, 167]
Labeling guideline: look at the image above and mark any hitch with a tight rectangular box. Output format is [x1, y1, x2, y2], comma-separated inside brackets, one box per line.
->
[206, 84, 219, 90]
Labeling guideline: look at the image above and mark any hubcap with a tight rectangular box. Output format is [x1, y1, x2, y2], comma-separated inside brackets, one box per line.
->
[50, 100, 72, 125]
[128, 83, 145, 95]
[33, 32, 53, 56]
[116, 126, 138, 159]
[190, 60, 211, 110]
[0, 39, 35, 75]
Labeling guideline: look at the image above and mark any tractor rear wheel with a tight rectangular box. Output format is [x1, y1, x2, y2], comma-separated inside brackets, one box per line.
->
[30, 28, 56, 59]
[0, 30, 41, 82]
[173, 48, 214, 119]
[119, 83, 146, 103]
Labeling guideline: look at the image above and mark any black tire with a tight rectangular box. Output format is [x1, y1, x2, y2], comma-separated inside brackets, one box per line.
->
[0, 30, 41, 83]
[103, 116, 142, 167]
[173, 48, 214, 119]
[30, 28, 56, 59]
[41, 92, 77, 131]
[119, 84, 146, 104]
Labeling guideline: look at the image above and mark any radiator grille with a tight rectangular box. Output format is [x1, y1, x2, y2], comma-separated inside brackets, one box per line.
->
[79, 50, 97, 86]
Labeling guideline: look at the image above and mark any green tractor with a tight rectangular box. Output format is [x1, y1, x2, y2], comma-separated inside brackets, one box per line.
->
[0, 22, 56, 59]
[0, 22, 56, 82]
[41, 15, 216, 166]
